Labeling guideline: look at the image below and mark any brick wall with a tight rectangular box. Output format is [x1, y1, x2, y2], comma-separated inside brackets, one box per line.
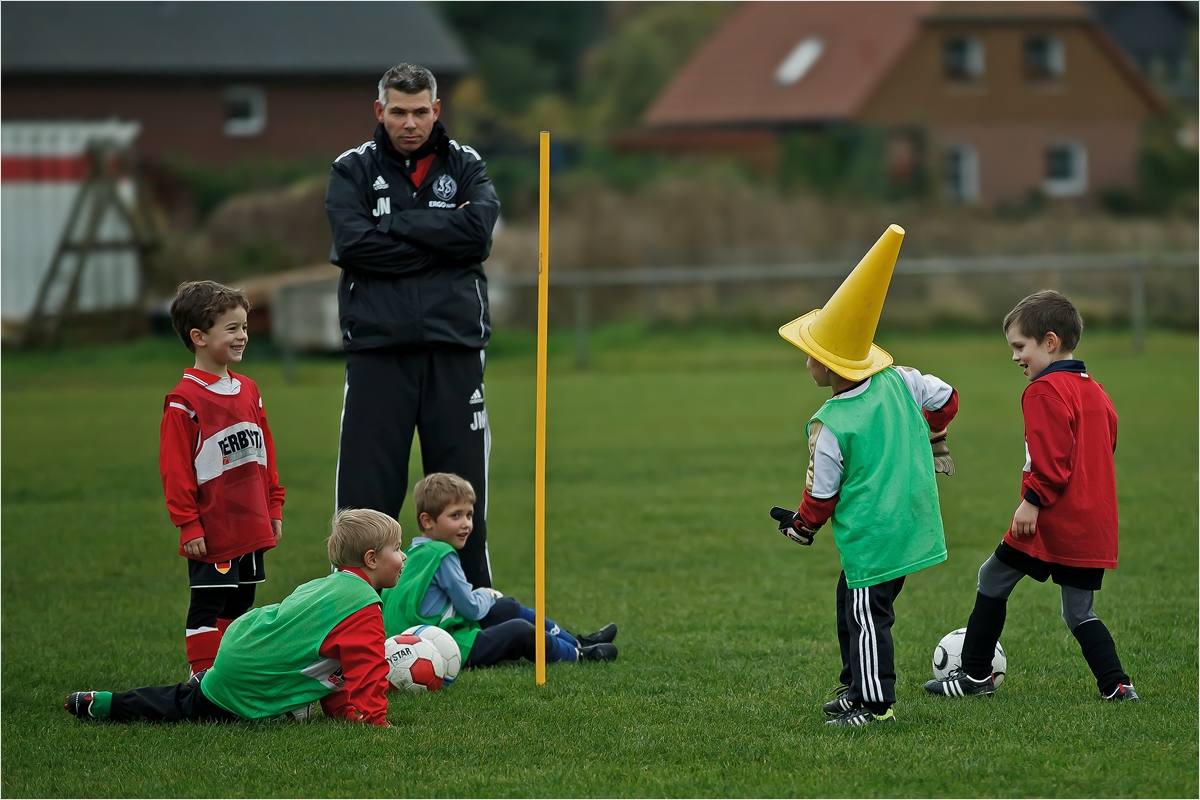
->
[2, 76, 458, 168]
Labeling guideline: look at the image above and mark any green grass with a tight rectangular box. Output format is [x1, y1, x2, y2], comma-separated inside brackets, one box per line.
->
[3, 326, 1197, 798]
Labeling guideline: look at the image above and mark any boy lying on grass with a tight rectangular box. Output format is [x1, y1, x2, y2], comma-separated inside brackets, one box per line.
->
[382, 473, 618, 667]
[66, 509, 404, 726]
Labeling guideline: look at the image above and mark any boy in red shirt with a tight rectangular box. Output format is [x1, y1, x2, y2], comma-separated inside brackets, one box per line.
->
[160, 281, 285, 676]
[926, 290, 1137, 701]
[65, 509, 402, 726]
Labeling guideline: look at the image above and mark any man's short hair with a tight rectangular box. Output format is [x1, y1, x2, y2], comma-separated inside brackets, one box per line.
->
[378, 63, 438, 105]
[328, 508, 402, 567]
[169, 280, 250, 353]
[1003, 290, 1083, 352]
[414, 473, 476, 527]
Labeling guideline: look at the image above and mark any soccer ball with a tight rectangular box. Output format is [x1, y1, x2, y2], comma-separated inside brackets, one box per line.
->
[403, 624, 462, 685]
[385, 634, 446, 692]
[932, 627, 1007, 687]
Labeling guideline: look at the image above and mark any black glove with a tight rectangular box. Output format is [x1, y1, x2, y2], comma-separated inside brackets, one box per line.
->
[770, 506, 818, 546]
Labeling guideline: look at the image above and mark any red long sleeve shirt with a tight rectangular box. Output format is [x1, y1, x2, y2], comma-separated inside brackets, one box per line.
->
[1003, 362, 1119, 568]
[318, 567, 392, 727]
[160, 369, 284, 562]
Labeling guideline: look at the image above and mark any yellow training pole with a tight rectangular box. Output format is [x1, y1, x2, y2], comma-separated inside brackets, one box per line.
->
[534, 131, 550, 685]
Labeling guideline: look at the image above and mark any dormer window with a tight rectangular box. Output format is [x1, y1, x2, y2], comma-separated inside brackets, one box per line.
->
[775, 36, 825, 86]
[1024, 36, 1065, 81]
[944, 36, 984, 81]
[223, 86, 267, 137]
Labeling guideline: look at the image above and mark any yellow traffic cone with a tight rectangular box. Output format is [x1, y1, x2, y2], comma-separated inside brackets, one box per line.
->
[779, 224, 904, 380]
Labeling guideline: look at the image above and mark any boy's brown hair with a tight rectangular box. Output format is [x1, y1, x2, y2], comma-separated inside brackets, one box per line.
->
[1003, 290, 1083, 353]
[414, 473, 476, 529]
[328, 508, 402, 567]
[170, 280, 251, 352]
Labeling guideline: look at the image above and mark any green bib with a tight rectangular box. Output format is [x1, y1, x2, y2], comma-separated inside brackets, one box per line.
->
[200, 570, 380, 720]
[808, 367, 947, 588]
[380, 540, 481, 660]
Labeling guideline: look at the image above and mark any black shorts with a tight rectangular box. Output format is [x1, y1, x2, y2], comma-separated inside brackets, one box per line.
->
[187, 550, 266, 589]
[995, 541, 1104, 591]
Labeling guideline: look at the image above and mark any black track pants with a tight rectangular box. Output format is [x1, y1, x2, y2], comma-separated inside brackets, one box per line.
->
[336, 347, 492, 587]
[836, 571, 905, 710]
[108, 672, 238, 723]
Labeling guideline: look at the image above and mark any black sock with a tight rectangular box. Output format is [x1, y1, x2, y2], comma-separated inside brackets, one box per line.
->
[1073, 619, 1130, 694]
[863, 702, 890, 715]
[961, 592, 1007, 680]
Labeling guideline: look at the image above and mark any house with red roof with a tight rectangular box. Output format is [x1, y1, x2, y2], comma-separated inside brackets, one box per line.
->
[629, 1, 1165, 205]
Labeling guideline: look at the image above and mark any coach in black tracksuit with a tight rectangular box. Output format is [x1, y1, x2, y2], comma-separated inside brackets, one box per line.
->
[326, 63, 500, 587]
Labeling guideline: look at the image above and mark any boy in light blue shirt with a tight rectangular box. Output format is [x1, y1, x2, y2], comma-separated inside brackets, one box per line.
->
[382, 473, 618, 668]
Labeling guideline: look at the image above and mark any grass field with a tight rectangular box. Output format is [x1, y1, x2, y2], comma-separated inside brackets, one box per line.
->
[2, 325, 1196, 798]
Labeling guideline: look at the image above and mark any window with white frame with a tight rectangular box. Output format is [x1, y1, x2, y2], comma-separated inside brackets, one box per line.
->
[223, 86, 267, 137]
[1042, 142, 1087, 196]
[943, 36, 985, 81]
[1023, 35, 1065, 81]
[943, 144, 979, 203]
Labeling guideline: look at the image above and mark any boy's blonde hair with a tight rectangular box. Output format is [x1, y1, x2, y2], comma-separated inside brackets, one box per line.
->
[327, 508, 401, 567]
[169, 280, 251, 353]
[414, 473, 476, 529]
[1003, 290, 1083, 352]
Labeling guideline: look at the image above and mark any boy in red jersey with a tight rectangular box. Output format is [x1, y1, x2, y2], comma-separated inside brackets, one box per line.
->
[926, 290, 1138, 702]
[160, 281, 285, 676]
[65, 509, 402, 726]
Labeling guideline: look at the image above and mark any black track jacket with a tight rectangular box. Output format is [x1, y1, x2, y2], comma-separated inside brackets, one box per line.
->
[326, 121, 501, 352]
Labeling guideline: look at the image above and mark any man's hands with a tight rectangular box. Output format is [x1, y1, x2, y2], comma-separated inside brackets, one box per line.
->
[770, 506, 819, 546]
[930, 429, 955, 476]
[1010, 500, 1039, 537]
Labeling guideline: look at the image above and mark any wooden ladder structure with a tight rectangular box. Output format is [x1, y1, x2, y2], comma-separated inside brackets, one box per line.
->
[21, 141, 160, 348]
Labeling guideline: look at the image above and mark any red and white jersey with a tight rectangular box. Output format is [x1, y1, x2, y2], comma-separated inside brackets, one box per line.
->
[160, 368, 284, 563]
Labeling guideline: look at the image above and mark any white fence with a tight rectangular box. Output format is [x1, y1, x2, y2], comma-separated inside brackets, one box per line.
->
[271, 251, 1196, 374]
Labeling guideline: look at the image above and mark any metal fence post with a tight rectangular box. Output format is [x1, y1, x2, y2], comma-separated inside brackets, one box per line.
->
[574, 284, 590, 369]
[1130, 264, 1145, 355]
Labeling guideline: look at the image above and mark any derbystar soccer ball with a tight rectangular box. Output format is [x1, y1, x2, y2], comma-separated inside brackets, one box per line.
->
[385, 634, 446, 692]
[403, 624, 462, 685]
[932, 627, 1007, 687]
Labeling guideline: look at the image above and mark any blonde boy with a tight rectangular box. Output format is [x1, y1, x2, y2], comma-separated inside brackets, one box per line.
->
[67, 509, 404, 726]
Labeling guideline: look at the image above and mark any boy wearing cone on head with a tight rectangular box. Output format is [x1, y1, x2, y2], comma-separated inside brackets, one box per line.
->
[771, 225, 959, 727]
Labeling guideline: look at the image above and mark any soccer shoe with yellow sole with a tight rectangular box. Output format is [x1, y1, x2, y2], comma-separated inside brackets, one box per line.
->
[825, 706, 896, 726]
[823, 684, 854, 715]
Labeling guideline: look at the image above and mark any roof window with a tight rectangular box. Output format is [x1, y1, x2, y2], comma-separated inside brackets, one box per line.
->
[775, 36, 825, 86]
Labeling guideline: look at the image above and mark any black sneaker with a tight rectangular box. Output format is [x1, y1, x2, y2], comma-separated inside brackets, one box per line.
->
[578, 642, 618, 662]
[825, 706, 896, 726]
[823, 684, 854, 715]
[64, 691, 105, 720]
[576, 623, 618, 648]
[924, 669, 995, 697]
[1103, 683, 1140, 702]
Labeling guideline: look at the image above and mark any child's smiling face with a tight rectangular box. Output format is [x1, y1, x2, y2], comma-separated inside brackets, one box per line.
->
[1006, 325, 1062, 381]
[420, 500, 474, 550]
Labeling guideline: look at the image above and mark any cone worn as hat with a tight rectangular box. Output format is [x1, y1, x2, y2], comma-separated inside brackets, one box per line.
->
[779, 224, 904, 381]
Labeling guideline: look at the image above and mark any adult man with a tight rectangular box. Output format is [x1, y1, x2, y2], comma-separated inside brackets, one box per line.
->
[326, 63, 500, 587]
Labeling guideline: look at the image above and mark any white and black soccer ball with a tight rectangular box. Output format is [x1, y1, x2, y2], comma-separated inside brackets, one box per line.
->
[403, 624, 462, 685]
[932, 627, 1007, 687]
[385, 634, 447, 693]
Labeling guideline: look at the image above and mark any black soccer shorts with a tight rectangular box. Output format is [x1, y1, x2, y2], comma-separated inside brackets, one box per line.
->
[187, 549, 266, 589]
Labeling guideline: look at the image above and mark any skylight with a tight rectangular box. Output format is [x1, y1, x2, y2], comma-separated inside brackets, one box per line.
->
[775, 36, 824, 86]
